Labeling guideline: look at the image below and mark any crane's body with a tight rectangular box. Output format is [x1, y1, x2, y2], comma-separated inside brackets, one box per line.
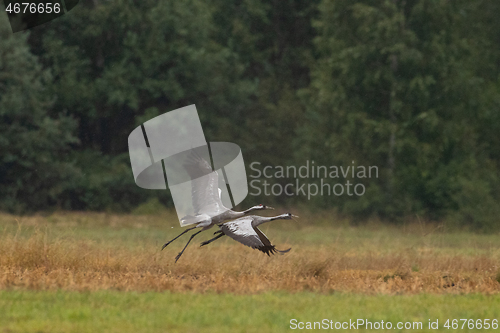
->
[200, 213, 296, 256]
[161, 203, 273, 262]
[161, 149, 272, 262]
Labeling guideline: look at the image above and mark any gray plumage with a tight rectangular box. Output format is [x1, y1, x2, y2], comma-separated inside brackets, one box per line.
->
[202, 213, 296, 256]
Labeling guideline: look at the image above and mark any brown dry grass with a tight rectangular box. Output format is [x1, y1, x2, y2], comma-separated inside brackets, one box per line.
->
[0, 211, 499, 294]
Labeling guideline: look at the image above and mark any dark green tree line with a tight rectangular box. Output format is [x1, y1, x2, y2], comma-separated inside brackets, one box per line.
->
[0, 0, 498, 229]
[301, 0, 500, 228]
[0, 13, 78, 212]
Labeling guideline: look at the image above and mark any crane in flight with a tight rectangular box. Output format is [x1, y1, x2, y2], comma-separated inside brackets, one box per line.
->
[161, 149, 273, 262]
[199, 213, 297, 256]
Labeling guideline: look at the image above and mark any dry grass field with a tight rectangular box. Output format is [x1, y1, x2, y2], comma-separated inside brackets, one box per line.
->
[0, 210, 500, 333]
[1, 210, 500, 332]
[1, 210, 499, 295]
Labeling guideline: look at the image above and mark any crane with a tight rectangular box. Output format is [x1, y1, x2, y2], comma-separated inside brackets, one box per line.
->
[199, 213, 297, 256]
[161, 149, 273, 262]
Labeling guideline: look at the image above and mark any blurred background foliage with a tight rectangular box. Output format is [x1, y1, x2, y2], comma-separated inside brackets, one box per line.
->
[0, 0, 499, 230]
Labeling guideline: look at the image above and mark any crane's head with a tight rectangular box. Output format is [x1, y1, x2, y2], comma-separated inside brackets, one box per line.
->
[254, 204, 274, 211]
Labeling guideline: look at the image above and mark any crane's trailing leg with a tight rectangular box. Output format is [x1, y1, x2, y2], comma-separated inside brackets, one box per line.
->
[161, 226, 197, 251]
[175, 229, 204, 262]
[200, 232, 225, 247]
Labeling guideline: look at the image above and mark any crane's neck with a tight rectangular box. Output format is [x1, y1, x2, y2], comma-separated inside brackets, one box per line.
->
[253, 214, 290, 227]
[241, 205, 262, 215]
[228, 208, 253, 219]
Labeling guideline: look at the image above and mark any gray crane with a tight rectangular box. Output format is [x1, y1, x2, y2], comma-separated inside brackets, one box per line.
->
[161, 149, 273, 262]
[199, 213, 297, 256]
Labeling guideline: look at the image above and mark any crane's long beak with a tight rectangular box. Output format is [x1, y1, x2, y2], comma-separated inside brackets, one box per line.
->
[266, 206, 275, 210]
[291, 214, 299, 220]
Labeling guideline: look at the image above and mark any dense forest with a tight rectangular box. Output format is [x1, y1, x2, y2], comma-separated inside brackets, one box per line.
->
[0, 0, 499, 230]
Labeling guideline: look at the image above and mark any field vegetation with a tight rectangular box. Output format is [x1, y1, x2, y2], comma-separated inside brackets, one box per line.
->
[2, 291, 500, 332]
[1, 211, 500, 332]
[1, 211, 499, 294]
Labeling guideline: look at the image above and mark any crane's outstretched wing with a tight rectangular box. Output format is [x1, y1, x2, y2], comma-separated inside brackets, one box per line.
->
[220, 218, 263, 248]
[183, 149, 227, 218]
[221, 218, 290, 256]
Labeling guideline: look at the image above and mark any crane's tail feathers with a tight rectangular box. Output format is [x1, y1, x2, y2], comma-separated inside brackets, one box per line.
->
[276, 247, 291, 254]
[261, 246, 292, 256]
